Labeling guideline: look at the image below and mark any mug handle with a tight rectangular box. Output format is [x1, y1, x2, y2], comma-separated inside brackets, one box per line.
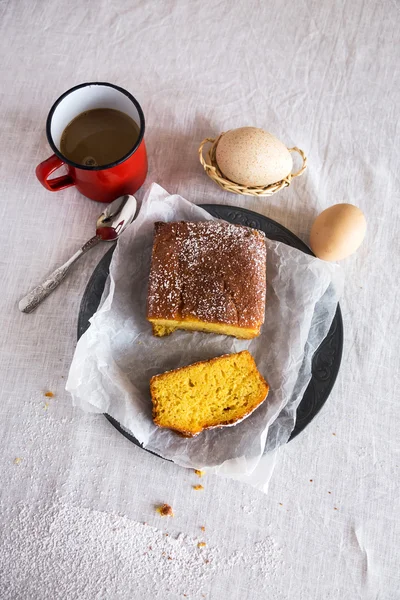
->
[36, 154, 75, 191]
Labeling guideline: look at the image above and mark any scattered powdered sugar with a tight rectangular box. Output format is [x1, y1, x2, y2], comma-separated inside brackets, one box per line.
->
[241, 497, 258, 514]
[0, 501, 283, 600]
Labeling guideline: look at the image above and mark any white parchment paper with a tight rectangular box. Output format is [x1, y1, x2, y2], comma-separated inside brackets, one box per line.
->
[66, 183, 343, 489]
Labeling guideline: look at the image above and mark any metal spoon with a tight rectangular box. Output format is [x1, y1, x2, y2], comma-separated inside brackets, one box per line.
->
[19, 194, 137, 314]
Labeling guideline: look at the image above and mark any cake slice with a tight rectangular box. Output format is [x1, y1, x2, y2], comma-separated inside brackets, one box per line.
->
[147, 221, 266, 339]
[150, 351, 269, 436]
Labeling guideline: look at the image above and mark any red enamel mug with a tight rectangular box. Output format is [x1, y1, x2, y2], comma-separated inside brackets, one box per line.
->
[36, 82, 148, 203]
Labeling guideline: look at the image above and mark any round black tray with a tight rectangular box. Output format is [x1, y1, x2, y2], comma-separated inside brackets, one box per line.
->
[78, 205, 343, 447]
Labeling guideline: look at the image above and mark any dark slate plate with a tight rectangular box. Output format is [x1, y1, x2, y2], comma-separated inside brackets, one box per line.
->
[78, 205, 343, 449]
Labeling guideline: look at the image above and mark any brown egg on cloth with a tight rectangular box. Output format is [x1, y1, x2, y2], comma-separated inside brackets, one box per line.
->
[310, 204, 367, 261]
[215, 127, 293, 187]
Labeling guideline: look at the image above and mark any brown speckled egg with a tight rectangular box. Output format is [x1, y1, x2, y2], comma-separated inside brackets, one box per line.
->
[215, 127, 293, 187]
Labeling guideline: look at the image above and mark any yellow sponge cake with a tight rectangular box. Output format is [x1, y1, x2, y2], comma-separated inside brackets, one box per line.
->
[150, 351, 269, 436]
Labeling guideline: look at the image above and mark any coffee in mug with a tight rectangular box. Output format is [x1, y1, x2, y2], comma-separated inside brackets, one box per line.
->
[60, 108, 141, 167]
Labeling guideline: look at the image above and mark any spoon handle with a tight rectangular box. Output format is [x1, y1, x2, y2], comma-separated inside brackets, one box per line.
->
[19, 235, 102, 314]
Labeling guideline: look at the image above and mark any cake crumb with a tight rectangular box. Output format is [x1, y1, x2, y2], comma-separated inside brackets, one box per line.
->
[197, 542, 206, 548]
[44, 391, 54, 398]
[334, 507, 338, 511]
[200, 526, 205, 532]
[309, 479, 313, 482]
[43, 402, 49, 410]
[13, 457, 22, 465]
[279, 503, 283, 506]
[193, 485, 204, 491]
[328, 491, 331, 494]
[332, 433, 336, 436]
[156, 504, 174, 517]
[194, 469, 205, 477]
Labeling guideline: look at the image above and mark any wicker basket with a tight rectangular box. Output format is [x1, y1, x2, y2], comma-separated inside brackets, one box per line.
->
[199, 133, 307, 197]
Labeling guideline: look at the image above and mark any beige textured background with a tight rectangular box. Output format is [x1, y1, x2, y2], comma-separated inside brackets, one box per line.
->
[0, 1, 399, 598]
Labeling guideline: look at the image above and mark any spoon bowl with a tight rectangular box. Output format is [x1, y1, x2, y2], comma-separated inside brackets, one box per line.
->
[96, 194, 137, 241]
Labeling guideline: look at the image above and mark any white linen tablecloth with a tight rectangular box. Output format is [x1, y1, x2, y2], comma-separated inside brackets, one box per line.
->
[0, 1, 399, 598]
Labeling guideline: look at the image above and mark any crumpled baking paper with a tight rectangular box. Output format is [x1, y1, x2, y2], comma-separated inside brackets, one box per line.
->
[66, 183, 343, 490]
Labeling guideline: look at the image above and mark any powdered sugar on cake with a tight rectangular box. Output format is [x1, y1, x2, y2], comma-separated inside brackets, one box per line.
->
[147, 221, 266, 328]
